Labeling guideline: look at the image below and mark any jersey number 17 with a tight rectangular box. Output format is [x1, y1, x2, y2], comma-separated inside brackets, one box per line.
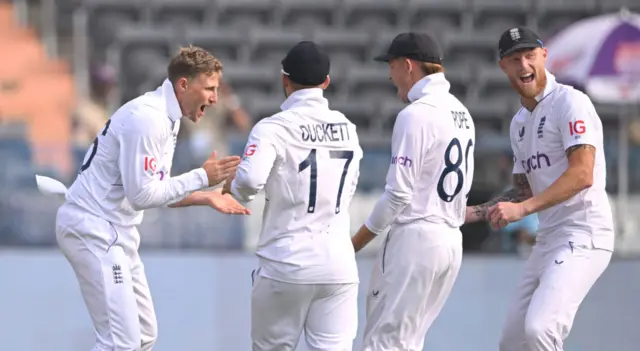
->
[298, 149, 354, 215]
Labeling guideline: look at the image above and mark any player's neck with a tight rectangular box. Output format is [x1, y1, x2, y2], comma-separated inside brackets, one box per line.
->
[521, 97, 538, 112]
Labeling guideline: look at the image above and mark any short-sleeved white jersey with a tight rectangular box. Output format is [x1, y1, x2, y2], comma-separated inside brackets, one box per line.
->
[510, 71, 614, 250]
[230, 88, 362, 284]
[65, 79, 208, 227]
[364, 73, 476, 235]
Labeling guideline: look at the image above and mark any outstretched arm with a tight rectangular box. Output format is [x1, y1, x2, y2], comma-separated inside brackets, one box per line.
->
[168, 188, 250, 215]
[465, 173, 533, 223]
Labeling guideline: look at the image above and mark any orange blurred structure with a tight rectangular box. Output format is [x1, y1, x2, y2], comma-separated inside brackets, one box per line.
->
[0, 2, 76, 178]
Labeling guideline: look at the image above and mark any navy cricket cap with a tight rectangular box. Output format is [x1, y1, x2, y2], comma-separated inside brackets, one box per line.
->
[281, 41, 330, 86]
[498, 27, 544, 59]
[374, 32, 443, 64]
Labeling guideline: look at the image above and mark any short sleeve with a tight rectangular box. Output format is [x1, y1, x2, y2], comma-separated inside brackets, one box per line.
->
[510, 122, 526, 174]
[559, 92, 600, 151]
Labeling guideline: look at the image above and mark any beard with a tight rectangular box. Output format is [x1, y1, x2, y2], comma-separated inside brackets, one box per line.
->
[509, 71, 547, 99]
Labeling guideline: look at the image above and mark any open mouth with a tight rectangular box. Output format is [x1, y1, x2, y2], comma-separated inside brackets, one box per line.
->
[199, 105, 206, 113]
[520, 73, 535, 84]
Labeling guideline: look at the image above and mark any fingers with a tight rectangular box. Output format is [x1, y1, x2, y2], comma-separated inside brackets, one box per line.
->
[487, 204, 498, 219]
[488, 204, 503, 229]
[488, 204, 511, 230]
[221, 205, 251, 215]
[217, 156, 241, 167]
[216, 195, 251, 215]
[208, 151, 218, 161]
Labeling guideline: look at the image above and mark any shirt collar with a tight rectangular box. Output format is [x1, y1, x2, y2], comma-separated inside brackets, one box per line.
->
[533, 69, 558, 103]
[280, 88, 328, 111]
[161, 79, 183, 122]
[407, 73, 451, 103]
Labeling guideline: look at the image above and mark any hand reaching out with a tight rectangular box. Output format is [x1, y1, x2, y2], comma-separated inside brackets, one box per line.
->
[205, 189, 251, 215]
[202, 151, 241, 187]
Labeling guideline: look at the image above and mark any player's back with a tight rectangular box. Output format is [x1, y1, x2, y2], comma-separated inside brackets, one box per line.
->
[255, 96, 363, 285]
[396, 90, 475, 229]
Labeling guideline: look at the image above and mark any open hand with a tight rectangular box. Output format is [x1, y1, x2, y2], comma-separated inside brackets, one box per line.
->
[206, 190, 251, 215]
[202, 151, 241, 187]
[488, 202, 525, 230]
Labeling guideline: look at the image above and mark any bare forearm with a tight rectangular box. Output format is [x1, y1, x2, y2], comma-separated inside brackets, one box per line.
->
[168, 190, 215, 208]
[352, 225, 377, 253]
[522, 169, 591, 216]
[468, 174, 533, 222]
[469, 188, 531, 222]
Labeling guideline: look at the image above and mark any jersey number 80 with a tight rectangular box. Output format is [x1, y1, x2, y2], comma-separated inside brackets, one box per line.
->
[437, 138, 473, 202]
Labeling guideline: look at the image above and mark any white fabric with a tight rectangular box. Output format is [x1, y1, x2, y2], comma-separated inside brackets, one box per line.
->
[510, 72, 615, 250]
[56, 202, 157, 351]
[65, 79, 209, 228]
[365, 72, 476, 235]
[361, 221, 463, 351]
[499, 238, 612, 351]
[251, 274, 358, 351]
[230, 88, 362, 285]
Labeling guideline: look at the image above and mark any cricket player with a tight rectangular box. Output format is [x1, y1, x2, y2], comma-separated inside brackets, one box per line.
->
[222, 41, 363, 351]
[351, 32, 476, 351]
[55, 46, 250, 351]
[465, 27, 614, 351]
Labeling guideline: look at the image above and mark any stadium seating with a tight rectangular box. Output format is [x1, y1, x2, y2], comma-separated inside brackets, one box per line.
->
[0, 2, 75, 180]
[63, 0, 623, 135]
[5, 0, 635, 191]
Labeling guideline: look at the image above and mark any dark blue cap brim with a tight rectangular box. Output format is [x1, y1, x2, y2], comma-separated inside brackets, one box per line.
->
[373, 53, 396, 62]
[500, 42, 543, 58]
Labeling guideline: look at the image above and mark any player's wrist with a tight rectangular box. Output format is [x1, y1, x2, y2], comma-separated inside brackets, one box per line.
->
[520, 199, 536, 217]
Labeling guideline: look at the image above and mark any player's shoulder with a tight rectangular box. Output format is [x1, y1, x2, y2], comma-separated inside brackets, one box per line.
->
[509, 106, 528, 126]
[112, 97, 167, 136]
[398, 101, 434, 123]
[553, 83, 595, 113]
[253, 111, 294, 130]
[393, 99, 443, 135]
[247, 113, 293, 144]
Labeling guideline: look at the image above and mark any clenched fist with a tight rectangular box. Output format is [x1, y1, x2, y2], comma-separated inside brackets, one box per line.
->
[488, 202, 526, 230]
[202, 151, 241, 187]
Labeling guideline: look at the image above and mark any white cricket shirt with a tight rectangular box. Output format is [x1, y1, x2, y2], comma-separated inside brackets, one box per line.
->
[510, 71, 614, 250]
[365, 73, 476, 236]
[230, 88, 363, 284]
[65, 79, 209, 227]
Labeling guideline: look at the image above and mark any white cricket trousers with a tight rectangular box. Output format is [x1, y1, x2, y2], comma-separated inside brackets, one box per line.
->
[361, 222, 463, 351]
[56, 203, 157, 351]
[499, 238, 612, 351]
[251, 271, 359, 351]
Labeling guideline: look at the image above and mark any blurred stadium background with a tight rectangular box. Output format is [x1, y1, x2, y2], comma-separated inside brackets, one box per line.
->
[0, 0, 639, 350]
